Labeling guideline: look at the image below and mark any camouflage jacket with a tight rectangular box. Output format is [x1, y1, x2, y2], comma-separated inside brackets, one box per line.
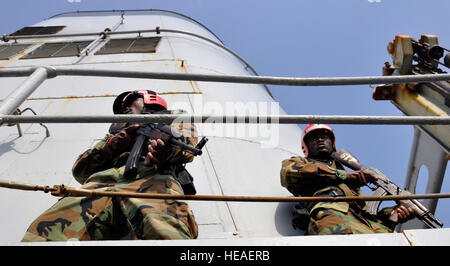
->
[72, 114, 198, 185]
[280, 156, 393, 219]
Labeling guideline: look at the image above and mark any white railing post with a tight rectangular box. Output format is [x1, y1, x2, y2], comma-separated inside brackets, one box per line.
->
[0, 67, 54, 120]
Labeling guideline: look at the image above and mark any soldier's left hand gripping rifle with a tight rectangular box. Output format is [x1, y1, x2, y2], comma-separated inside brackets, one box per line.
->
[124, 123, 208, 179]
[331, 149, 443, 229]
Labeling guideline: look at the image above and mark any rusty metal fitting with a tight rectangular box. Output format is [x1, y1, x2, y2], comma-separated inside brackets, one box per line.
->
[99, 28, 111, 39]
[50, 184, 69, 197]
[405, 83, 419, 92]
[444, 53, 450, 68]
[382, 62, 395, 76]
[5, 109, 21, 127]
[428, 45, 444, 60]
[372, 84, 396, 101]
[387, 41, 394, 55]
[42, 186, 52, 193]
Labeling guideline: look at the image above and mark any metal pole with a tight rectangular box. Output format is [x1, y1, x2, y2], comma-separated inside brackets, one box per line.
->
[1, 26, 222, 43]
[55, 68, 450, 86]
[0, 68, 35, 77]
[75, 16, 125, 62]
[0, 67, 53, 117]
[0, 114, 449, 125]
[2, 27, 274, 95]
[0, 67, 449, 86]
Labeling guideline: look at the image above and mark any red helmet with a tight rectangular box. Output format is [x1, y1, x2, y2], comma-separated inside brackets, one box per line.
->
[301, 124, 336, 157]
[113, 90, 167, 114]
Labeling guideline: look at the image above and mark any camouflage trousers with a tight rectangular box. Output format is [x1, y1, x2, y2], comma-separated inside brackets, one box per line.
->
[308, 208, 393, 235]
[22, 174, 198, 241]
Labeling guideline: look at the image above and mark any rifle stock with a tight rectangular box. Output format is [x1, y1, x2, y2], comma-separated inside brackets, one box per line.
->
[331, 149, 364, 171]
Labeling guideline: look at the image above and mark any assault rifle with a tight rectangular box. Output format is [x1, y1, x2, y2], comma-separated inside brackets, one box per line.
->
[124, 123, 208, 180]
[331, 149, 443, 229]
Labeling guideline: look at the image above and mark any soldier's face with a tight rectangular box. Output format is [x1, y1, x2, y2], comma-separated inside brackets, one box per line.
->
[122, 97, 144, 114]
[306, 130, 334, 158]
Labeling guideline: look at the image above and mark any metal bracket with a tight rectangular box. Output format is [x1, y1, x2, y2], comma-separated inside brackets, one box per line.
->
[398, 126, 448, 230]
[374, 34, 449, 230]
[12, 108, 50, 137]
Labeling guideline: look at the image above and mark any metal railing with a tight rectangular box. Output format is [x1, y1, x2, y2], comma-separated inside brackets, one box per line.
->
[1, 66, 449, 125]
[2, 27, 274, 97]
[0, 65, 449, 209]
[1, 66, 449, 86]
[1, 114, 449, 125]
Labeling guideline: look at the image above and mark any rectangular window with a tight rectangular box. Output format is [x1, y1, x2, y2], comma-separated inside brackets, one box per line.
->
[95, 37, 161, 55]
[0, 44, 33, 60]
[21, 41, 91, 59]
[11, 26, 66, 36]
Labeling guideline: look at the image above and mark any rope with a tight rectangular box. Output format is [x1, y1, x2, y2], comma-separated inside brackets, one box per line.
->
[1, 180, 449, 203]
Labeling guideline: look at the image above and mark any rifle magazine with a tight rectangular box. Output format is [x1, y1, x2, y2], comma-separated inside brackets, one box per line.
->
[366, 187, 387, 215]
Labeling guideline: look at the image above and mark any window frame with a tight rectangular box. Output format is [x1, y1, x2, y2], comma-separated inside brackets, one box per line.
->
[0, 43, 33, 60]
[10, 26, 66, 36]
[20, 41, 92, 59]
[94, 37, 161, 55]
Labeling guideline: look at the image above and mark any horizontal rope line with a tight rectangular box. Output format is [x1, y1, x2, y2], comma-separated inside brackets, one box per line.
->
[1, 114, 449, 125]
[1, 180, 449, 203]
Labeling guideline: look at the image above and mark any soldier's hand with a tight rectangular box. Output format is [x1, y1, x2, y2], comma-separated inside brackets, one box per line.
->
[391, 204, 415, 223]
[109, 124, 140, 152]
[345, 170, 378, 187]
[146, 139, 171, 165]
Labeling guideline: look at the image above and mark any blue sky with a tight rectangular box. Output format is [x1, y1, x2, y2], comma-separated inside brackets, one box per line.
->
[1, 0, 449, 228]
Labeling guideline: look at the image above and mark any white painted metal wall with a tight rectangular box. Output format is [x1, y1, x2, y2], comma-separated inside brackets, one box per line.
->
[0, 10, 303, 243]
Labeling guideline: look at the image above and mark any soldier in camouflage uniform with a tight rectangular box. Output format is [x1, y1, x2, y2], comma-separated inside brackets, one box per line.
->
[281, 124, 415, 235]
[22, 90, 198, 241]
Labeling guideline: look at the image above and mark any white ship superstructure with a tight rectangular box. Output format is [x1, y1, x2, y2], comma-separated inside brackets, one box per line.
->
[0, 10, 448, 246]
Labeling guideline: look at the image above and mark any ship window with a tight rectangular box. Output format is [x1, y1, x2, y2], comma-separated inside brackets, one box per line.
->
[95, 37, 161, 55]
[21, 41, 91, 59]
[11, 26, 65, 36]
[0, 44, 33, 60]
